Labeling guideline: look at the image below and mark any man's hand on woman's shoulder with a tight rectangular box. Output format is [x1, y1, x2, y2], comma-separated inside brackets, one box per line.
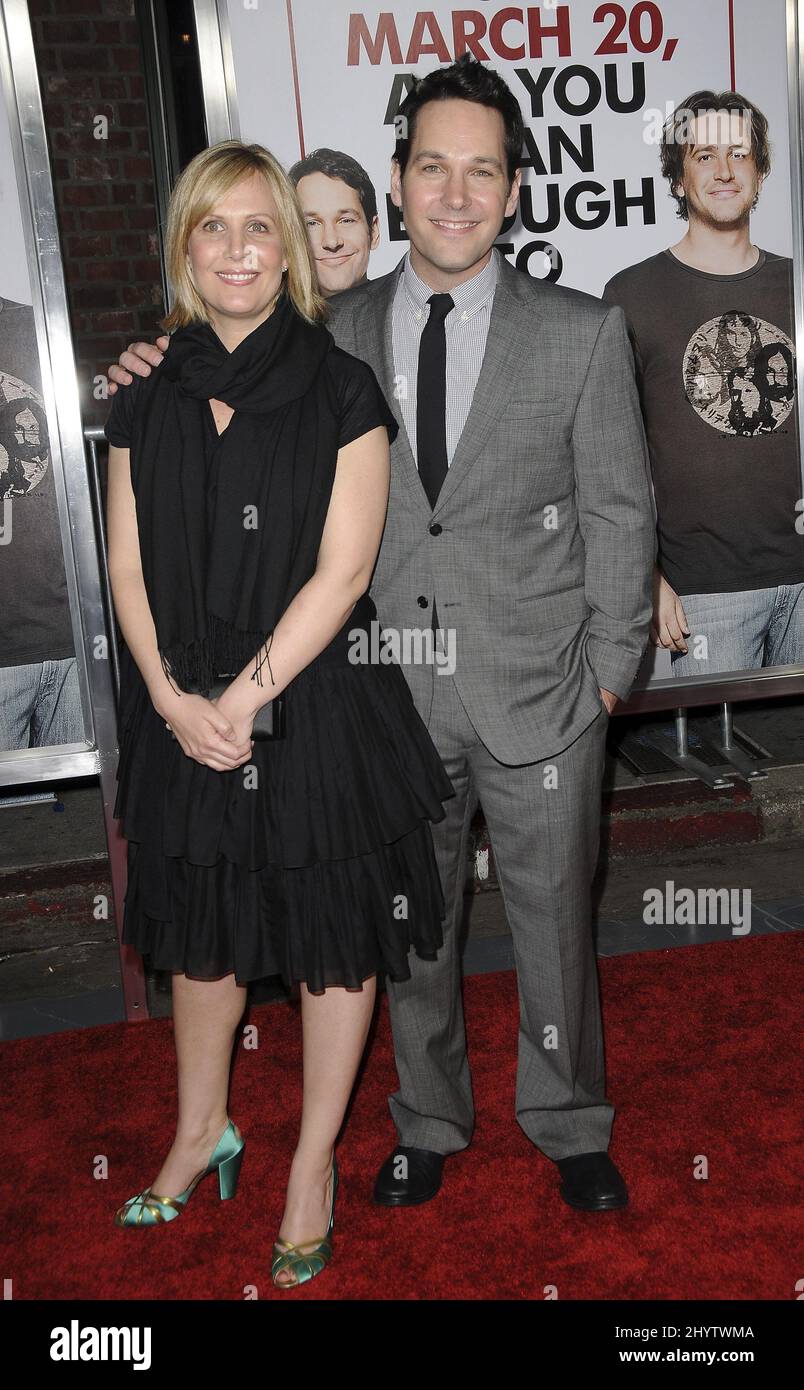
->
[107, 335, 170, 393]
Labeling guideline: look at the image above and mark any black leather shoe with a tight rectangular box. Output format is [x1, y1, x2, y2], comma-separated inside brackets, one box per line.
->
[555, 1151, 628, 1210]
[373, 1145, 446, 1206]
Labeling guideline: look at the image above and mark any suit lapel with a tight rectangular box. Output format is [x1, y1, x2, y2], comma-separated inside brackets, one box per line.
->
[431, 262, 522, 515]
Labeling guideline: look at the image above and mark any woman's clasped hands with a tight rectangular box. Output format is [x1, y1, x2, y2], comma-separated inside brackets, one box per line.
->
[157, 688, 255, 772]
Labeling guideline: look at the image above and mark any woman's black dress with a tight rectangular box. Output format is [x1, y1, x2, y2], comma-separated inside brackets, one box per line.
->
[105, 347, 455, 994]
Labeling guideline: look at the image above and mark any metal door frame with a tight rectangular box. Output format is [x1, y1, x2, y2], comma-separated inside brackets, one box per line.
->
[0, 0, 146, 1020]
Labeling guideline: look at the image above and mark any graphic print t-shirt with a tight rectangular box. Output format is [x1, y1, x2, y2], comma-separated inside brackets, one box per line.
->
[603, 249, 804, 595]
[0, 297, 74, 663]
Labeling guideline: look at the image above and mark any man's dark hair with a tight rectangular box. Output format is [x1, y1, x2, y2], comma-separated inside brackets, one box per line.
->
[288, 147, 378, 228]
[393, 54, 524, 187]
[753, 340, 795, 402]
[727, 366, 774, 434]
[660, 90, 771, 220]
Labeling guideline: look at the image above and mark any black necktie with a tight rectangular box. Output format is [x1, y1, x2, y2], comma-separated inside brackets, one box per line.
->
[416, 293, 454, 510]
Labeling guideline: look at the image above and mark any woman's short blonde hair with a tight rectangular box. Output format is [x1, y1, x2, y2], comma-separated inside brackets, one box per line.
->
[161, 140, 328, 331]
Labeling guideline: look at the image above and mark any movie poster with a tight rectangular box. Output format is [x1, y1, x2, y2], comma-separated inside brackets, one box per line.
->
[211, 1, 802, 686]
[224, 0, 793, 288]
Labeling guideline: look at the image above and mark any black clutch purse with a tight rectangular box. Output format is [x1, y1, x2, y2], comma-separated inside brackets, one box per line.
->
[206, 676, 287, 741]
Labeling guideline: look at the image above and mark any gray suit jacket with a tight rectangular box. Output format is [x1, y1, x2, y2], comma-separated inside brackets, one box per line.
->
[328, 251, 656, 764]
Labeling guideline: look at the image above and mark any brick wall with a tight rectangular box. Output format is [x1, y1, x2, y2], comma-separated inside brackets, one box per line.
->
[29, 0, 164, 427]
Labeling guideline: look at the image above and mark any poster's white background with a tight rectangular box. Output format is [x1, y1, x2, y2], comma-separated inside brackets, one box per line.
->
[0, 75, 33, 305]
[225, 0, 792, 293]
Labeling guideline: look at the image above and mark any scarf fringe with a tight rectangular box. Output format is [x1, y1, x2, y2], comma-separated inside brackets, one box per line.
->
[160, 611, 276, 695]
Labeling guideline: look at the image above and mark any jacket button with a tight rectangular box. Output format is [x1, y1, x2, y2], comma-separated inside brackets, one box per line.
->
[417, 595, 428, 608]
[429, 523, 442, 535]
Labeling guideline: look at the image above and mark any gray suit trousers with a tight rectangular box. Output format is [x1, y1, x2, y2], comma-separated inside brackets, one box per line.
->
[385, 671, 613, 1162]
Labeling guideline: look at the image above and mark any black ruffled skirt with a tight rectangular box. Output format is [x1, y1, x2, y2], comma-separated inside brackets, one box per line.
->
[114, 594, 455, 993]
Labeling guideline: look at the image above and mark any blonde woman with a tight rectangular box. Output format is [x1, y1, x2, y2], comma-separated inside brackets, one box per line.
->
[104, 141, 454, 1288]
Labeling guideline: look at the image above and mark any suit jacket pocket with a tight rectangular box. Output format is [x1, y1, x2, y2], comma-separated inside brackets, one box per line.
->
[513, 587, 590, 632]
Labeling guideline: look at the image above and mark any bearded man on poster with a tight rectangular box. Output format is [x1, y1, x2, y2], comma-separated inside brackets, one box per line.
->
[107, 56, 656, 1213]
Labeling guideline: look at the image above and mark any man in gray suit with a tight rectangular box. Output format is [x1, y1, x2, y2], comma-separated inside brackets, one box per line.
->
[109, 57, 655, 1212]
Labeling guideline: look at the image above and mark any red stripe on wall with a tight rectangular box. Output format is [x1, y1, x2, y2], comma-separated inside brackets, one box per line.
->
[728, 0, 736, 88]
[285, 0, 305, 158]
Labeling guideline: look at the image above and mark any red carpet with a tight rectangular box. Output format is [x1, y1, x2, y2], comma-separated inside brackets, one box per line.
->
[1, 933, 801, 1300]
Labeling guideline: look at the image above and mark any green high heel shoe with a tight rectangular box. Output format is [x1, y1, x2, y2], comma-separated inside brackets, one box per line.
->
[271, 1157, 339, 1289]
[114, 1119, 245, 1227]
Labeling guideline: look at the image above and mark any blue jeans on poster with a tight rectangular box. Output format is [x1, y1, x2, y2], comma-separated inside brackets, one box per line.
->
[670, 583, 804, 677]
[0, 657, 83, 748]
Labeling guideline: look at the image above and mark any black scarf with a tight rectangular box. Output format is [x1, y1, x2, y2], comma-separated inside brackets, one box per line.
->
[130, 289, 334, 695]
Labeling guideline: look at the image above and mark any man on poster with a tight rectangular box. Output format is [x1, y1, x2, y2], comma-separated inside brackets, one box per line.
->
[289, 148, 380, 296]
[107, 57, 656, 1212]
[604, 91, 804, 676]
[0, 294, 82, 749]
